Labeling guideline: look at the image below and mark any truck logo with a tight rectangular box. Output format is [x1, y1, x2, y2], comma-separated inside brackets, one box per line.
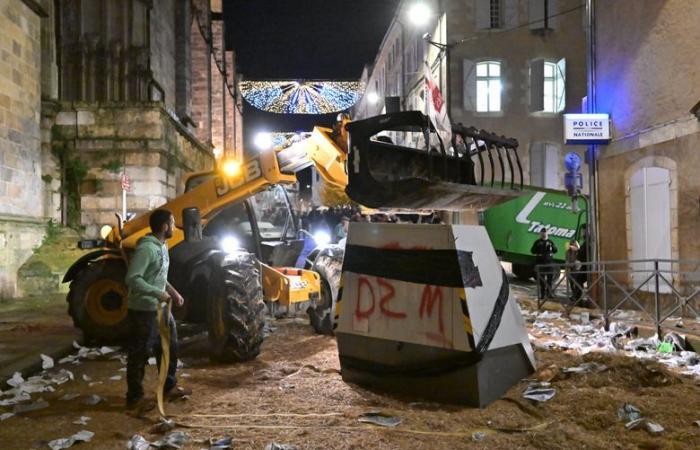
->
[515, 192, 576, 239]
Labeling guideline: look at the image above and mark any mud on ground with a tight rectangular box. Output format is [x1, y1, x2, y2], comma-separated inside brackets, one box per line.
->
[1, 315, 700, 450]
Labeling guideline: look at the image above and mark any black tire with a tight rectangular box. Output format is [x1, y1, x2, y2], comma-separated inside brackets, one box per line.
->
[207, 253, 265, 362]
[512, 263, 535, 282]
[308, 279, 335, 335]
[67, 259, 129, 344]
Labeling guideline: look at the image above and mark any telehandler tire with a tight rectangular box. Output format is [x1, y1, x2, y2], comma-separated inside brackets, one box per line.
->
[208, 253, 265, 362]
[67, 259, 129, 344]
[307, 280, 335, 335]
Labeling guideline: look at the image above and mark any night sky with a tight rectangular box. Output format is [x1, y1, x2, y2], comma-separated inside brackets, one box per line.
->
[224, 0, 400, 144]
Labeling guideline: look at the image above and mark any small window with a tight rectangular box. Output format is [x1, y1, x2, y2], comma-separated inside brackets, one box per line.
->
[476, 61, 501, 112]
[530, 58, 565, 113]
[476, 0, 503, 30]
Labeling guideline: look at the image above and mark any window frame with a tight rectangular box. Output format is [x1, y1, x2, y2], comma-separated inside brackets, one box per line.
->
[475, 61, 502, 113]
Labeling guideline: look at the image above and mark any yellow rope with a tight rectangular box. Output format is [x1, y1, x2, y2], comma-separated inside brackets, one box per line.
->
[156, 299, 171, 417]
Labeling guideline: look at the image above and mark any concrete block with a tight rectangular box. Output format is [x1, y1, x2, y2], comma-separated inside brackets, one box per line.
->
[55, 111, 76, 125]
[77, 111, 95, 125]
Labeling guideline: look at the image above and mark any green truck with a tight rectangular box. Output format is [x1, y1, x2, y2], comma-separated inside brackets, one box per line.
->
[483, 190, 587, 281]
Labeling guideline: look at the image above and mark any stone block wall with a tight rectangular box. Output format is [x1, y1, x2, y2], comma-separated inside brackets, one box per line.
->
[51, 103, 215, 237]
[190, 7, 211, 146]
[150, 0, 177, 111]
[0, 216, 45, 298]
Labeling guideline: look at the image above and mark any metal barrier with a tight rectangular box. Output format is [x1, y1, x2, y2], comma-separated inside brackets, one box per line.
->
[535, 259, 700, 336]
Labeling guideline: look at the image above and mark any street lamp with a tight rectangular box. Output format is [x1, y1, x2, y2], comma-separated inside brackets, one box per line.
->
[407, 2, 431, 27]
[254, 131, 272, 151]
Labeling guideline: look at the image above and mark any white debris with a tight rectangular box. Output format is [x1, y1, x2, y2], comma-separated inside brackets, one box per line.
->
[13, 398, 49, 413]
[40, 354, 55, 370]
[536, 310, 562, 320]
[153, 431, 190, 449]
[81, 374, 91, 382]
[0, 392, 31, 406]
[72, 416, 90, 425]
[48, 430, 94, 450]
[0, 412, 15, 421]
[148, 357, 156, 366]
[51, 369, 74, 385]
[7, 372, 24, 388]
[109, 375, 122, 381]
[84, 395, 103, 406]
[522, 381, 556, 402]
[59, 393, 80, 401]
[88, 381, 103, 387]
[99, 346, 116, 355]
[127, 435, 151, 450]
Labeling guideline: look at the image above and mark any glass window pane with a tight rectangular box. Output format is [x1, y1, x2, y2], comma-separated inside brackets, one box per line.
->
[544, 95, 554, 113]
[489, 80, 501, 111]
[544, 63, 554, 78]
[476, 80, 488, 111]
[489, 62, 500, 77]
[476, 63, 488, 77]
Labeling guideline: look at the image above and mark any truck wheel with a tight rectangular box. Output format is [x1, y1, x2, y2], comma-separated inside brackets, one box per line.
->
[308, 280, 334, 335]
[208, 253, 265, 362]
[67, 259, 129, 344]
[512, 263, 535, 282]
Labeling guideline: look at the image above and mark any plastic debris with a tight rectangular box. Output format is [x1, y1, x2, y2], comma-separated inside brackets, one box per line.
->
[88, 381, 103, 387]
[73, 416, 90, 425]
[13, 398, 49, 413]
[84, 395, 103, 406]
[59, 393, 80, 401]
[152, 431, 190, 449]
[522, 382, 556, 402]
[208, 437, 233, 449]
[358, 411, 402, 427]
[81, 374, 91, 382]
[127, 435, 151, 450]
[625, 418, 664, 434]
[472, 431, 486, 441]
[0, 392, 31, 406]
[109, 375, 122, 381]
[617, 404, 642, 422]
[51, 369, 74, 385]
[40, 354, 55, 370]
[152, 418, 175, 434]
[562, 362, 608, 374]
[7, 372, 24, 387]
[0, 412, 14, 421]
[657, 342, 674, 354]
[537, 311, 562, 320]
[664, 332, 688, 352]
[48, 430, 94, 450]
[264, 444, 299, 450]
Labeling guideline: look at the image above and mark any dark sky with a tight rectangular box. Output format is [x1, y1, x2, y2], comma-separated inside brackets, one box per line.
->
[224, 0, 400, 143]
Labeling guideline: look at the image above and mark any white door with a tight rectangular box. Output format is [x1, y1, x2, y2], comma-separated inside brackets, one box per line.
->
[629, 167, 671, 292]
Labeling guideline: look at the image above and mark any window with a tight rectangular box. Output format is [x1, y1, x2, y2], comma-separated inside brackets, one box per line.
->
[530, 58, 565, 113]
[476, 61, 501, 112]
[476, 0, 505, 30]
[529, 0, 558, 31]
[489, 0, 502, 28]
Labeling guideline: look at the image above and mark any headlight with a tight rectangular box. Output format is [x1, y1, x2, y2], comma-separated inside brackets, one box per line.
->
[222, 160, 241, 177]
[313, 231, 331, 246]
[221, 236, 240, 254]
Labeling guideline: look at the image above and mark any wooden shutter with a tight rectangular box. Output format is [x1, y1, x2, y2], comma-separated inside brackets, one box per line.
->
[528, 0, 545, 30]
[475, 0, 491, 30]
[529, 142, 544, 187]
[529, 59, 545, 112]
[463, 59, 476, 111]
[504, 0, 518, 29]
[556, 58, 566, 112]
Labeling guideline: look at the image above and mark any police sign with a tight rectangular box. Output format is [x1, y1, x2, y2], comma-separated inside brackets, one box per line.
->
[564, 113, 611, 145]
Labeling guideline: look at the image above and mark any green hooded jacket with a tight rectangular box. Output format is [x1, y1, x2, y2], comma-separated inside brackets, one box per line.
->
[125, 234, 169, 312]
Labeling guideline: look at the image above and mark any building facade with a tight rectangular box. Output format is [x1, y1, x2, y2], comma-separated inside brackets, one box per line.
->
[594, 0, 700, 267]
[0, 0, 244, 298]
[354, 0, 588, 196]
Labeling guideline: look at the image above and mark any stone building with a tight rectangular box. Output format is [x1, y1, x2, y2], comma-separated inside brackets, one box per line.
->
[594, 1, 700, 269]
[0, 0, 244, 298]
[354, 0, 587, 193]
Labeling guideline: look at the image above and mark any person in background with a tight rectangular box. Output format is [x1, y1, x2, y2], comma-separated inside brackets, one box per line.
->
[531, 228, 558, 301]
[333, 216, 349, 243]
[565, 240, 583, 303]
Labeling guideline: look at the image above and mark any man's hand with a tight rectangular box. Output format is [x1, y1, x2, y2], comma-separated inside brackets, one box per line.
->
[171, 290, 185, 307]
[157, 291, 171, 302]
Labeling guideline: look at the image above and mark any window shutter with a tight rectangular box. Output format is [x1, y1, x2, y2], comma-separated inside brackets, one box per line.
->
[463, 59, 476, 111]
[543, 143, 560, 188]
[549, 0, 559, 30]
[528, 0, 545, 30]
[504, 0, 518, 29]
[475, 0, 491, 30]
[529, 142, 544, 187]
[556, 57, 566, 112]
[529, 59, 545, 112]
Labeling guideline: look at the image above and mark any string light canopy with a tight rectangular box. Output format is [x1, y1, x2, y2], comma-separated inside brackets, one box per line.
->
[239, 80, 363, 114]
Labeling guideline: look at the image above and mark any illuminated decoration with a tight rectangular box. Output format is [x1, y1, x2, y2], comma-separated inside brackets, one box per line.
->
[239, 80, 363, 114]
[270, 132, 312, 149]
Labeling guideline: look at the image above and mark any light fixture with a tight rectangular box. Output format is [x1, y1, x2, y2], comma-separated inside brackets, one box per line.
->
[367, 92, 380, 105]
[407, 3, 431, 27]
[221, 236, 241, 254]
[254, 132, 273, 150]
[222, 159, 241, 177]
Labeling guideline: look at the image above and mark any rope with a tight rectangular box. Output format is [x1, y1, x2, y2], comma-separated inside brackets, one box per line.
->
[156, 298, 172, 417]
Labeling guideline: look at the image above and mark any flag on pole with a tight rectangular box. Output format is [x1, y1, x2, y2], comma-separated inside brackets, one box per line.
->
[423, 61, 452, 148]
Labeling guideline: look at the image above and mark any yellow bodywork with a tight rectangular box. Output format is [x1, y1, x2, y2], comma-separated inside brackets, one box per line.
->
[102, 123, 348, 307]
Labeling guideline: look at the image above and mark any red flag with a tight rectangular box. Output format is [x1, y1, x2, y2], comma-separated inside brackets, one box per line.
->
[424, 61, 452, 147]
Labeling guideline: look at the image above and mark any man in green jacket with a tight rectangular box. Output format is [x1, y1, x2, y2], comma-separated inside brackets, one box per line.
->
[125, 208, 187, 411]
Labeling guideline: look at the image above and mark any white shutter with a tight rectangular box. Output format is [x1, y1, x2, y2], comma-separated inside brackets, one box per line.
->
[529, 59, 545, 112]
[504, 0, 519, 29]
[556, 58, 566, 112]
[529, 142, 544, 187]
[528, 0, 545, 30]
[463, 59, 476, 111]
[543, 143, 559, 188]
[475, 0, 491, 30]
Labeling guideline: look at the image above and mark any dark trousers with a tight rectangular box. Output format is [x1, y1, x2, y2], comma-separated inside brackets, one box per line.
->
[569, 272, 587, 303]
[536, 267, 555, 300]
[126, 309, 178, 402]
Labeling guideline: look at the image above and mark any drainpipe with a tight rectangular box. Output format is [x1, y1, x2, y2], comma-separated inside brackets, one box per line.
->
[586, 0, 598, 266]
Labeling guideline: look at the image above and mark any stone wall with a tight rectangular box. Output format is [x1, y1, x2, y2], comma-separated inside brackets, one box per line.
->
[190, 6, 211, 146]
[0, 216, 45, 298]
[51, 103, 215, 237]
[150, 0, 177, 112]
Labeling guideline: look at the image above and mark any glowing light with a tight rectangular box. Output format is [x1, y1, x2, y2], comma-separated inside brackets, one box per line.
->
[408, 3, 431, 26]
[313, 231, 331, 246]
[367, 92, 380, 105]
[100, 225, 112, 239]
[222, 160, 241, 177]
[254, 132, 273, 150]
[221, 236, 241, 254]
[213, 146, 223, 159]
[239, 80, 363, 114]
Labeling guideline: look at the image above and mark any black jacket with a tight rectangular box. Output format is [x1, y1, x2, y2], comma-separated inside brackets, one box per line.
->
[531, 238, 558, 265]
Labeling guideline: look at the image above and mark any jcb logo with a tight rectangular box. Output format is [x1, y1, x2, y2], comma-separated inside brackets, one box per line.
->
[215, 159, 262, 196]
